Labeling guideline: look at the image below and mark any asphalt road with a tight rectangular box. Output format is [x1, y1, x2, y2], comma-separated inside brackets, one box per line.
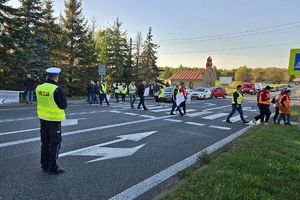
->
[0, 97, 268, 200]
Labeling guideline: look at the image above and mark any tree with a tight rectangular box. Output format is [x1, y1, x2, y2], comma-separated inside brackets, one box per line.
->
[60, 0, 96, 95]
[234, 66, 252, 82]
[133, 32, 143, 81]
[140, 27, 159, 81]
[251, 68, 265, 82]
[18, 0, 50, 71]
[42, 0, 63, 67]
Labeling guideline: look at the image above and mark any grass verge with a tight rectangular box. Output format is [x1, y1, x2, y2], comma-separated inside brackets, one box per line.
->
[161, 126, 300, 199]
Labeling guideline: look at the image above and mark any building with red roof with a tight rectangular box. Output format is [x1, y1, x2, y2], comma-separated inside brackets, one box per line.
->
[169, 56, 216, 89]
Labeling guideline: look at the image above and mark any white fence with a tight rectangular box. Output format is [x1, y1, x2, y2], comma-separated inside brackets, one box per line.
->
[0, 90, 22, 104]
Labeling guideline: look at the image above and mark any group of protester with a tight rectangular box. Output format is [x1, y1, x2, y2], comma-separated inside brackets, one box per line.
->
[226, 85, 292, 125]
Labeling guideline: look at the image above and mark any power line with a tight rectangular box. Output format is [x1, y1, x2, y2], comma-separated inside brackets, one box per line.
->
[159, 42, 300, 55]
[157, 20, 300, 43]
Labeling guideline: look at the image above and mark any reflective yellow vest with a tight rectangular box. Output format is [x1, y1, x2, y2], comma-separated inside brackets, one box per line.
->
[159, 88, 165, 98]
[232, 91, 243, 104]
[100, 83, 107, 94]
[36, 83, 66, 121]
[129, 84, 136, 94]
[122, 86, 127, 94]
[115, 86, 120, 94]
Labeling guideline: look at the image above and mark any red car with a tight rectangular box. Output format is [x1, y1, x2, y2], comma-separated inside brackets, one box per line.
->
[210, 87, 227, 98]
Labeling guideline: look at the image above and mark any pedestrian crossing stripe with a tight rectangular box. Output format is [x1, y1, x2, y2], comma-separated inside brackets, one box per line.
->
[222, 115, 248, 123]
[202, 113, 228, 120]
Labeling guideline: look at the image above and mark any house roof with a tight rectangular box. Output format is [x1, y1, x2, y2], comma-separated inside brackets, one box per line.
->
[169, 69, 206, 80]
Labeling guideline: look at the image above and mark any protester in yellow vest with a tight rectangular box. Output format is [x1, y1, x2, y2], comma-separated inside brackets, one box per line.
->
[36, 67, 67, 174]
[99, 80, 109, 106]
[226, 85, 249, 124]
[158, 85, 165, 103]
[121, 83, 127, 102]
[128, 81, 137, 108]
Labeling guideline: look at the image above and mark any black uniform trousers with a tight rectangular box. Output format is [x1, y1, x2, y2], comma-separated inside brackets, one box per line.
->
[40, 119, 62, 171]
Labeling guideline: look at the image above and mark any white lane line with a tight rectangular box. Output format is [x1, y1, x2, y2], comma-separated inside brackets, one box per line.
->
[164, 119, 182, 123]
[185, 122, 205, 126]
[150, 108, 174, 112]
[188, 111, 212, 117]
[0, 118, 85, 136]
[162, 109, 197, 114]
[148, 106, 166, 110]
[109, 110, 122, 113]
[108, 125, 253, 200]
[203, 105, 231, 111]
[209, 125, 231, 130]
[122, 112, 139, 116]
[202, 113, 228, 120]
[222, 115, 248, 123]
[0, 115, 171, 148]
[139, 115, 156, 118]
[0, 116, 37, 123]
[203, 103, 216, 106]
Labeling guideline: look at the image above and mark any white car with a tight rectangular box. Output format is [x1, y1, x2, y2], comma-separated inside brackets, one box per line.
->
[191, 87, 211, 100]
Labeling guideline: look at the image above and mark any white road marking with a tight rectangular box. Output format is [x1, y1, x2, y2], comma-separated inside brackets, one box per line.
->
[0, 116, 170, 148]
[222, 115, 248, 123]
[150, 108, 174, 112]
[202, 113, 228, 120]
[209, 125, 231, 130]
[0, 117, 37, 123]
[108, 125, 253, 200]
[60, 131, 157, 159]
[164, 119, 182, 123]
[138, 115, 156, 118]
[109, 110, 122, 113]
[203, 105, 231, 111]
[185, 122, 205, 126]
[203, 103, 216, 106]
[0, 118, 85, 136]
[188, 111, 212, 117]
[122, 112, 139, 116]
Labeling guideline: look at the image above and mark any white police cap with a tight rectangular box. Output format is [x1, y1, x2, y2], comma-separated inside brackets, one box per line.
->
[46, 67, 61, 75]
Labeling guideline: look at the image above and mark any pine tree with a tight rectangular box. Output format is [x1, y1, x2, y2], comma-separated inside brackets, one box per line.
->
[60, 0, 96, 95]
[105, 18, 130, 82]
[18, 0, 50, 72]
[42, 0, 62, 66]
[0, 0, 25, 89]
[140, 27, 159, 81]
[133, 32, 143, 81]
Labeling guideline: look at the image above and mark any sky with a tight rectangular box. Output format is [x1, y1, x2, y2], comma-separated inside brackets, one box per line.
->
[8, 0, 300, 69]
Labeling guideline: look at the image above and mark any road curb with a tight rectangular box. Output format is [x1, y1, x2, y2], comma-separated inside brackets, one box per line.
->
[109, 125, 253, 200]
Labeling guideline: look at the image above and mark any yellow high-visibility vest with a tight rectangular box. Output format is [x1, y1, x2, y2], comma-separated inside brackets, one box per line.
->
[231, 91, 243, 104]
[129, 84, 136, 94]
[122, 86, 127, 94]
[100, 83, 107, 94]
[159, 88, 165, 98]
[36, 83, 66, 121]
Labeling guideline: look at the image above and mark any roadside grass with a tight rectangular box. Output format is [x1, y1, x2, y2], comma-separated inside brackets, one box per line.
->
[161, 109, 300, 200]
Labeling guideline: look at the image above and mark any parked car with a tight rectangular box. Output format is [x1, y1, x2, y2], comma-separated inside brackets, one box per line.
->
[210, 87, 227, 98]
[191, 87, 211, 99]
[154, 87, 173, 102]
[242, 82, 257, 95]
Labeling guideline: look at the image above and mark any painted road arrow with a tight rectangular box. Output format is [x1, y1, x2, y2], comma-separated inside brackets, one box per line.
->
[59, 131, 157, 162]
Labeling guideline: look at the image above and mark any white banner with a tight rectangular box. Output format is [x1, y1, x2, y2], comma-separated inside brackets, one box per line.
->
[0, 90, 21, 104]
[144, 87, 149, 97]
[176, 93, 185, 106]
[107, 94, 110, 102]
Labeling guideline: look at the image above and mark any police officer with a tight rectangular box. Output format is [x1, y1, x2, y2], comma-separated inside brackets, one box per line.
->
[36, 67, 67, 174]
[226, 85, 249, 124]
[99, 79, 109, 106]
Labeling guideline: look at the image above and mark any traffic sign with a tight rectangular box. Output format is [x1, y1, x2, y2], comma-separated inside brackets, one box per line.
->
[288, 49, 300, 75]
[98, 64, 106, 76]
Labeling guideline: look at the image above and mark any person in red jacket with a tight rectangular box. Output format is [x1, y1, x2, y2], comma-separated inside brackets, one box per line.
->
[178, 82, 187, 115]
